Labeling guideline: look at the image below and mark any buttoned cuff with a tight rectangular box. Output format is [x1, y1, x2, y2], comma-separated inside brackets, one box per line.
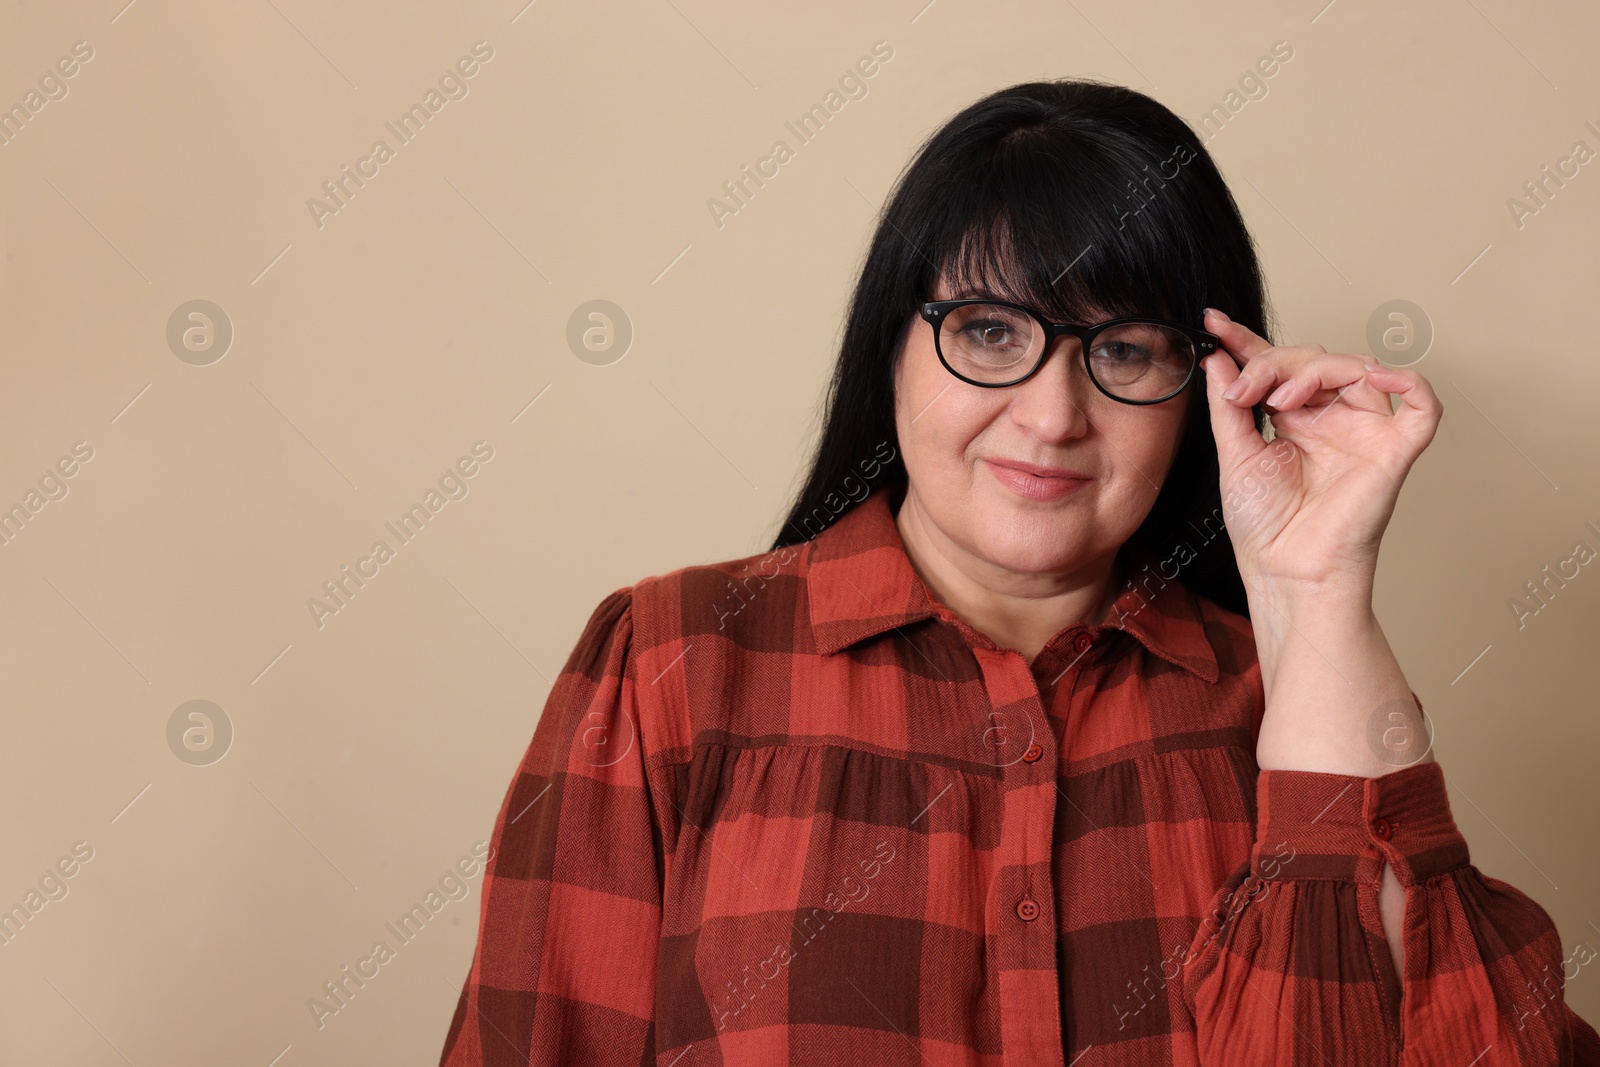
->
[1251, 759, 1471, 887]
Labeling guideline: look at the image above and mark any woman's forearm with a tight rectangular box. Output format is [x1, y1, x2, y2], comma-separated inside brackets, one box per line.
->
[1247, 573, 1428, 978]
[1247, 573, 1429, 778]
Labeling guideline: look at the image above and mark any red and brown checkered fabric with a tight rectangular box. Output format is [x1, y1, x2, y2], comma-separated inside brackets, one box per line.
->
[440, 484, 1599, 1066]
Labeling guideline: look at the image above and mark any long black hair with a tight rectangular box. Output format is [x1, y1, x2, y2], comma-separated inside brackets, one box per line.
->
[770, 78, 1275, 619]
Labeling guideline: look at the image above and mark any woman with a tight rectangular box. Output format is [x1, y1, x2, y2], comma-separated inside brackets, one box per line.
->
[440, 80, 1599, 1065]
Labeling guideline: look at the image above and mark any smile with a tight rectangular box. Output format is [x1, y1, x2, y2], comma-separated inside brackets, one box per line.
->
[983, 459, 1093, 501]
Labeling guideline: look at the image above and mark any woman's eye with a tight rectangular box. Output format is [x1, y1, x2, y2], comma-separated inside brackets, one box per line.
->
[966, 322, 1020, 347]
[1093, 342, 1149, 362]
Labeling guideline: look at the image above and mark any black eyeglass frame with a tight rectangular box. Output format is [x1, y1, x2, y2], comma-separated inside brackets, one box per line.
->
[919, 298, 1221, 405]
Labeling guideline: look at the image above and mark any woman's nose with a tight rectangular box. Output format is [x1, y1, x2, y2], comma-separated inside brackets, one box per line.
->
[1009, 339, 1094, 438]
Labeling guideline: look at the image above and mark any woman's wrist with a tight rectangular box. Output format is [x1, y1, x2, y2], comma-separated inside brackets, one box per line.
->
[1241, 569, 1370, 686]
[1246, 576, 1420, 776]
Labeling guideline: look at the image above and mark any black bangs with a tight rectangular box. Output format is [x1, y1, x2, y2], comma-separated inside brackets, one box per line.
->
[929, 117, 1208, 327]
[772, 78, 1272, 619]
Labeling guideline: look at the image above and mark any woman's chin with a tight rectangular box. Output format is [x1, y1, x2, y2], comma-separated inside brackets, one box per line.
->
[969, 526, 1100, 578]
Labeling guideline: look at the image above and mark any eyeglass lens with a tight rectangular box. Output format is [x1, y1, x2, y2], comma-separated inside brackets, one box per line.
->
[938, 303, 1196, 401]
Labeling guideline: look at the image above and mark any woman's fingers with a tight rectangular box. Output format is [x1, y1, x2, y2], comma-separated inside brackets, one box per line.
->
[1203, 307, 1274, 365]
[1356, 362, 1445, 454]
[1220, 349, 1393, 417]
[1199, 312, 1443, 454]
[1202, 309, 1351, 407]
[1202, 352, 1270, 466]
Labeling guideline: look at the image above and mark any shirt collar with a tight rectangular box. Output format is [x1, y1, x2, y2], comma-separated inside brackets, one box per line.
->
[803, 484, 1221, 683]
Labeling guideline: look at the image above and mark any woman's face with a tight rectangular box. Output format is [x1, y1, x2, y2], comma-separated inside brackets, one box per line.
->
[892, 275, 1194, 582]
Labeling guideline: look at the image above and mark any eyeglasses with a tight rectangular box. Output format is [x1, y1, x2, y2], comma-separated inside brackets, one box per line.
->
[920, 299, 1220, 405]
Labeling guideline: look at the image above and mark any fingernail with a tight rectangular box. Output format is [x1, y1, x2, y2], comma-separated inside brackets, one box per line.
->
[1205, 307, 1230, 323]
[1222, 376, 1248, 401]
[1264, 383, 1291, 406]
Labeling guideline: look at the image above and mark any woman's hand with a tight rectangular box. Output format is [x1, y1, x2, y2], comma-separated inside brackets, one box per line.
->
[1199, 307, 1439, 783]
[1198, 307, 1443, 599]
[1198, 309, 1443, 970]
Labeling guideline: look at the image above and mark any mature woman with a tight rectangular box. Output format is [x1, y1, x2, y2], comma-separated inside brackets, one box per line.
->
[440, 80, 1598, 1065]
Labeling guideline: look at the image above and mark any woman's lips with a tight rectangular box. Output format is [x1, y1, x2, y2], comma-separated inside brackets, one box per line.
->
[984, 459, 1092, 501]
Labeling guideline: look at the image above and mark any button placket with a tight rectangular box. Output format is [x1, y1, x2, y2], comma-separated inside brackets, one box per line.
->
[971, 645, 1066, 1063]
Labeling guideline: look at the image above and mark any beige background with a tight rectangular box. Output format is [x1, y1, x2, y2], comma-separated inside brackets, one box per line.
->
[2, 0, 1597, 1062]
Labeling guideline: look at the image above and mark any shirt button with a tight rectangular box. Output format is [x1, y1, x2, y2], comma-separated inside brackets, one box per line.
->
[1015, 898, 1039, 921]
[1073, 633, 1094, 654]
[1372, 817, 1394, 841]
[1022, 743, 1044, 763]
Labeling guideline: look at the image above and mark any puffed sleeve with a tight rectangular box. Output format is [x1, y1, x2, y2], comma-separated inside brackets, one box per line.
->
[440, 586, 666, 1066]
[1181, 749, 1600, 1064]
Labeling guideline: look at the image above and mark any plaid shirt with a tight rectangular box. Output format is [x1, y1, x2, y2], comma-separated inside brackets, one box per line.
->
[440, 485, 1600, 1066]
